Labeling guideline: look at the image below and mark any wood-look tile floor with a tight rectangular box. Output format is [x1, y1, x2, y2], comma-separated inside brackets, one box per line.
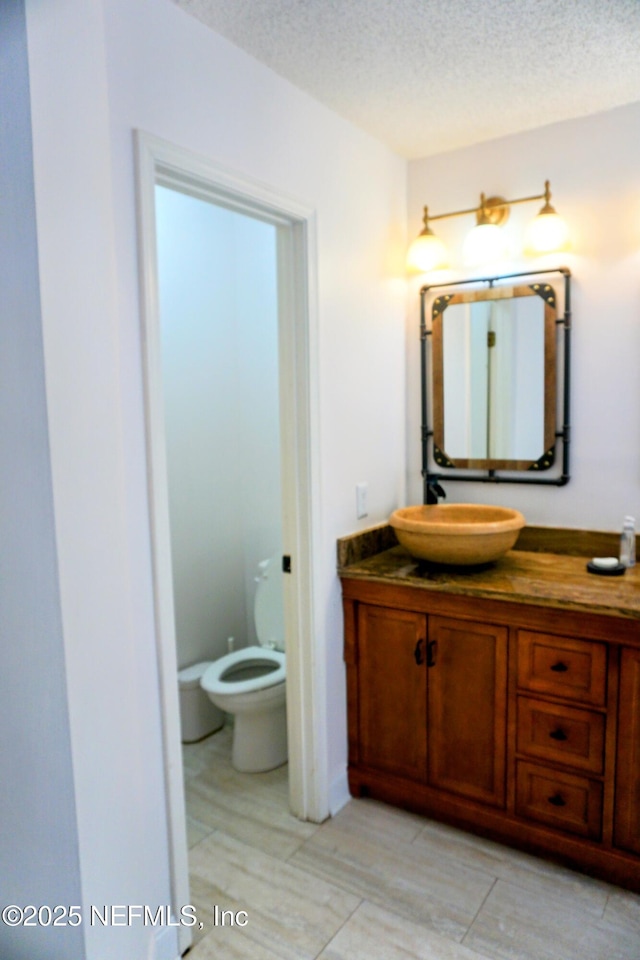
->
[183, 728, 640, 960]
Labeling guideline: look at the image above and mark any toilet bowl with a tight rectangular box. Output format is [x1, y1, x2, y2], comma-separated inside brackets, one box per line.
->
[200, 557, 287, 772]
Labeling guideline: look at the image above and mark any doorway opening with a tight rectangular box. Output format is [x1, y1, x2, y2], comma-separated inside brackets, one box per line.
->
[155, 185, 284, 685]
[135, 133, 327, 956]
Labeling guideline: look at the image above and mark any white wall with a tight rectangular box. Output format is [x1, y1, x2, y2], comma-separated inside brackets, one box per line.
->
[0, 4, 83, 958]
[234, 216, 284, 644]
[102, 0, 407, 814]
[156, 186, 282, 668]
[23, 0, 406, 955]
[408, 102, 640, 529]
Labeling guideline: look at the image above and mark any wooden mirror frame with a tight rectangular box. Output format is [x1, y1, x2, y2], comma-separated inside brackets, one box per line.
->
[420, 268, 571, 501]
[432, 283, 557, 471]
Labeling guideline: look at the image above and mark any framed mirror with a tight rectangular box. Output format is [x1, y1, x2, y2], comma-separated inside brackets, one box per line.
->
[433, 283, 556, 469]
[421, 269, 571, 499]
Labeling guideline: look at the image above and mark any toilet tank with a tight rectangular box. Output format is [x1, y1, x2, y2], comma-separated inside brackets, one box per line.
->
[178, 661, 224, 742]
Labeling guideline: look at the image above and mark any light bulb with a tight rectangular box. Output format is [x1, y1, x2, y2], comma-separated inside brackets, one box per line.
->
[406, 230, 449, 272]
[462, 222, 508, 266]
[524, 210, 569, 255]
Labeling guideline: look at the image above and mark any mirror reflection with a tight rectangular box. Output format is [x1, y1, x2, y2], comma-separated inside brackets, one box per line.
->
[432, 284, 556, 471]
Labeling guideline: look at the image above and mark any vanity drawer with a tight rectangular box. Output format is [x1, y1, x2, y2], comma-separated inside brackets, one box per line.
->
[517, 696, 605, 774]
[515, 761, 603, 839]
[517, 631, 607, 706]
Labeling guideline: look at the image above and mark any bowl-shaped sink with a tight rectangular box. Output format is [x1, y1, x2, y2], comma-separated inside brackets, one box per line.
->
[390, 504, 525, 566]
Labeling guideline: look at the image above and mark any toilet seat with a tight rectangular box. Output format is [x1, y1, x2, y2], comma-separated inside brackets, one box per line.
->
[200, 646, 285, 698]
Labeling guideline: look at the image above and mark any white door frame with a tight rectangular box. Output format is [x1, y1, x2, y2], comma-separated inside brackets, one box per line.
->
[135, 131, 328, 954]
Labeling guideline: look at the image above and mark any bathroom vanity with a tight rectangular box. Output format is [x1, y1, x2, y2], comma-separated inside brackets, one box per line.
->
[339, 526, 640, 892]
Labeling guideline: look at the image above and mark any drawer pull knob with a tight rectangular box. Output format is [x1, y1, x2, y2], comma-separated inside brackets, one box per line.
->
[549, 728, 568, 742]
[414, 639, 424, 665]
[550, 661, 569, 673]
[547, 792, 566, 807]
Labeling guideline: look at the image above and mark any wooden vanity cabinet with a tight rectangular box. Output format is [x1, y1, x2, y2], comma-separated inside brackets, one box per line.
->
[356, 604, 427, 782]
[353, 603, 507, 804]
[427, 616, 507, 807]
[513, 629, 609, 841]
[342, 576, 640, 892]
[615, 647, 640, 855]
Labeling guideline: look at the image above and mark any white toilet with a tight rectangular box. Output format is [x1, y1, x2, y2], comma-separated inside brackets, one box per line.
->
[200, 557, 287, 772]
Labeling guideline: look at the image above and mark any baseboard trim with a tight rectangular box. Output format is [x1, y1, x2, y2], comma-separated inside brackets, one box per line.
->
[328, 768, 351, 817]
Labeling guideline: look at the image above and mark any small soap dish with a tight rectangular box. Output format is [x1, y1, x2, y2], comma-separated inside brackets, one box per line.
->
[587, 557, 626, 576]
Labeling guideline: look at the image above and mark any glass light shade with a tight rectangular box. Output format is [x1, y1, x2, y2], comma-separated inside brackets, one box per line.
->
[524, 210, 569, 254]
[406, 231, 449, 272]
[462, 222, 508, 266]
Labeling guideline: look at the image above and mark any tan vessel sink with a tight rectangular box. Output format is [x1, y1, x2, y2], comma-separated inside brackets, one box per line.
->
[390, 503, 525, 565]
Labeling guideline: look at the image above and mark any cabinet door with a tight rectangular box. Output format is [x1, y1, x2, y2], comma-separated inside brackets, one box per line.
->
[614, 647, 640, 854]
[428, 616, 508, 807]
[357, 604, 427, 782]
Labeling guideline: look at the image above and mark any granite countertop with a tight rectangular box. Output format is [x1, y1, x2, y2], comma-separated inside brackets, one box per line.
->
[338, 524, 640, 621]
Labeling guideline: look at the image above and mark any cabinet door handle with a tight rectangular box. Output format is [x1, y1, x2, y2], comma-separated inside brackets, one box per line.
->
[549, 728, 568, 742]
[550, 661, 569, 672]
[414, 639, 424, 665]
[427, 640, 438, 668]
[547, 792, 566, 807]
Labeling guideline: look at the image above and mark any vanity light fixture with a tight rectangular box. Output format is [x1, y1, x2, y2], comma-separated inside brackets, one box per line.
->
[462, 195, 509, 266]
[407, 180, 568, 272]
[523, 182, 570, 255]
[406, 209, 450, 272]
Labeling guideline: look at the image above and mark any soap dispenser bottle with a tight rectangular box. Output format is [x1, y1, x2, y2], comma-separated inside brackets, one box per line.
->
[620, 516, 636, 567]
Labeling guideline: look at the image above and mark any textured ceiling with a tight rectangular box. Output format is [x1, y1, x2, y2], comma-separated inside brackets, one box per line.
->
[172, 0, 640, 159]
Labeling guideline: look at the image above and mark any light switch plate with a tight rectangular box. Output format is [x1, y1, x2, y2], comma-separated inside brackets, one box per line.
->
[356, 482, 368, 519]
